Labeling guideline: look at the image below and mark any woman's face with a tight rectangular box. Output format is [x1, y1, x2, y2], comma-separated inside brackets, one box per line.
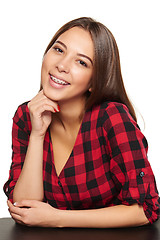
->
[41, 27, 94, 104]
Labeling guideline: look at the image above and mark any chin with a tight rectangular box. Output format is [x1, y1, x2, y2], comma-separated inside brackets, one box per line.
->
[43, 86, 52, 99]
[43, 86, 59, 102]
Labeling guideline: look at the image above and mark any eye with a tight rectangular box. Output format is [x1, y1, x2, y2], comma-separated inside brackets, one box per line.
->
[78, 60, 87, 67]
[53, 47, 63, 53]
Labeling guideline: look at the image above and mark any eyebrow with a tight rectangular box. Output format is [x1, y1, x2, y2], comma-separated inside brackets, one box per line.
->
[55, 40, 93, 65]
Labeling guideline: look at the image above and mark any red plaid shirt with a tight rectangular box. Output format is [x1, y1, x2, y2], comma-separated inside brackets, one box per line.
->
[4, 101, 160, 224]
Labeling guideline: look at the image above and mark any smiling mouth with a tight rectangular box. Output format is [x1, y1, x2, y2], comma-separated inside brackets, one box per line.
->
[49, 74, 70, 86]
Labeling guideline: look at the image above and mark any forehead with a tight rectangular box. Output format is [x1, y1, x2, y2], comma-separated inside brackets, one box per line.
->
[56, 27, 94, 58]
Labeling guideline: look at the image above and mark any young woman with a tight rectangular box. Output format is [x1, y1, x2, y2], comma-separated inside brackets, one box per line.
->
[4, 17, 160, 228]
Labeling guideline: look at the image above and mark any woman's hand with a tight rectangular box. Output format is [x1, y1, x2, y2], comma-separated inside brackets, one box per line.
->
[7, 200, 61, 227]
[28, 90, 59, 138]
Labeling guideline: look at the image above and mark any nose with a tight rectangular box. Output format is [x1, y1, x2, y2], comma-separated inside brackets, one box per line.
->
[56, 56, 70, 73]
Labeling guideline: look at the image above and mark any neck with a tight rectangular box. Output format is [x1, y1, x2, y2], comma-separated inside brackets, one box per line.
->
[52, 97, 86, 131]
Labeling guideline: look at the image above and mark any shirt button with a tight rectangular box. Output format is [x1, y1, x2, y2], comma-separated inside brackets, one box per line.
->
[58, 181, 62, 187]
[139, 171, 145, 177]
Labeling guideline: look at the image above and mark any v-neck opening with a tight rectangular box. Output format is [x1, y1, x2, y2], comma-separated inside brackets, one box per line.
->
[48, 111, 88, 179]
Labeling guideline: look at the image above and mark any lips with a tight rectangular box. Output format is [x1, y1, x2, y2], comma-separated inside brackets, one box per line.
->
[49, 74, 70, 86]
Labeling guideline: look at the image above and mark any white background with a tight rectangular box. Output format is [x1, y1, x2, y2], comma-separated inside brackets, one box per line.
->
[0, 0, 159, 218]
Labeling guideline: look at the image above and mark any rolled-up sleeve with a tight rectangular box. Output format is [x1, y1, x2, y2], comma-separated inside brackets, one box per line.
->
[3, 103, 30, 202]
[103, 102, 160, 224]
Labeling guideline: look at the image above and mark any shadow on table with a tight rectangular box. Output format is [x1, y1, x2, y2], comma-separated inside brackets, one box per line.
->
[9, 222, 159, 240]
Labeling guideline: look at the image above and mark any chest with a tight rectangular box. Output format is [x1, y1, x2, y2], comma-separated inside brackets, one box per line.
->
[44, 127, 114, 210]
[50, 125, 81, 177]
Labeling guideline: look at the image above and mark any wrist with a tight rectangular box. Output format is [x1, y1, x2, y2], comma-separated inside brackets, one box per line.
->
[30, 131, 45, 141]
[48, 208, 65, 228]
[54, 209, 68, 228]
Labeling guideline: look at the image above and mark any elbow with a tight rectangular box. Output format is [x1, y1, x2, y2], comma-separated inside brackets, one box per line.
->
[129, 204, 150, 227]
[136, 206, 150, 226]
[140, 218, 150, 226]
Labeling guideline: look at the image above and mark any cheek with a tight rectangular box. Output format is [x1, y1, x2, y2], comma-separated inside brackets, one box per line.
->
[40, 67, 45, 86]
[41, 53, 52, 73]
[41, 58, 47, 73]
[73, 67, 92, 84]
[41, 59, 49, 83]
[78, 71, 92, 88]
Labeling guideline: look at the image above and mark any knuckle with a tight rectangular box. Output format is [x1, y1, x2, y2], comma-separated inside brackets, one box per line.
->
[23, 216, 28, 225]
[44, 104, 52, 110]
[42, 103, 48, 109]
[43, 99, 50, 105]
[22, 210, 28, 220]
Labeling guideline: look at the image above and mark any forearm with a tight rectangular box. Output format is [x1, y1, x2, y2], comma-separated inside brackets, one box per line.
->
[13, 133, 44, 203]
[57, 204, 149, 228]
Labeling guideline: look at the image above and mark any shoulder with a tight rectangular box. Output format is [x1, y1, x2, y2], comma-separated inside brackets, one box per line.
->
[90, 101, 136, 126]
[100, 101, 131, 116]
[87, 101, 142, 139]
[13, 101, 31, 130]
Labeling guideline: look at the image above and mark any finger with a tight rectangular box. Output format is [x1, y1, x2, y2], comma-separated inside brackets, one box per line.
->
[15, 219, 25, 225]
[29, 104, 55, 120]
[10, 211, 28, 226]
[7, 201, 24, 216]
[40, 97, 59, 112]
[38, 104, 57, 114]
[7, 200, 16, 210]
[29, 90, 59, 111]
[10, 212, 23, 222]
[7, 200, 12, 207]
[14, 199, 38, 208]
[29, 97, 59, 114]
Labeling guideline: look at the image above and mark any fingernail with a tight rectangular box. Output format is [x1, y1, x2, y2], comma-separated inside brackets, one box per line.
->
[13, 202, 17, 206]
[54, 108, 57, 112]
[57, 105, 60, 111]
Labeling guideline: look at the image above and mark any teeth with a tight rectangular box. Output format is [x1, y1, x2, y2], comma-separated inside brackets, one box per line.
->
[50, 75, 68, 85]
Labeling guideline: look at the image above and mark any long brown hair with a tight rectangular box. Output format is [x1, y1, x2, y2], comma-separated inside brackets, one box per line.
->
[43, 17, 137, 122]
